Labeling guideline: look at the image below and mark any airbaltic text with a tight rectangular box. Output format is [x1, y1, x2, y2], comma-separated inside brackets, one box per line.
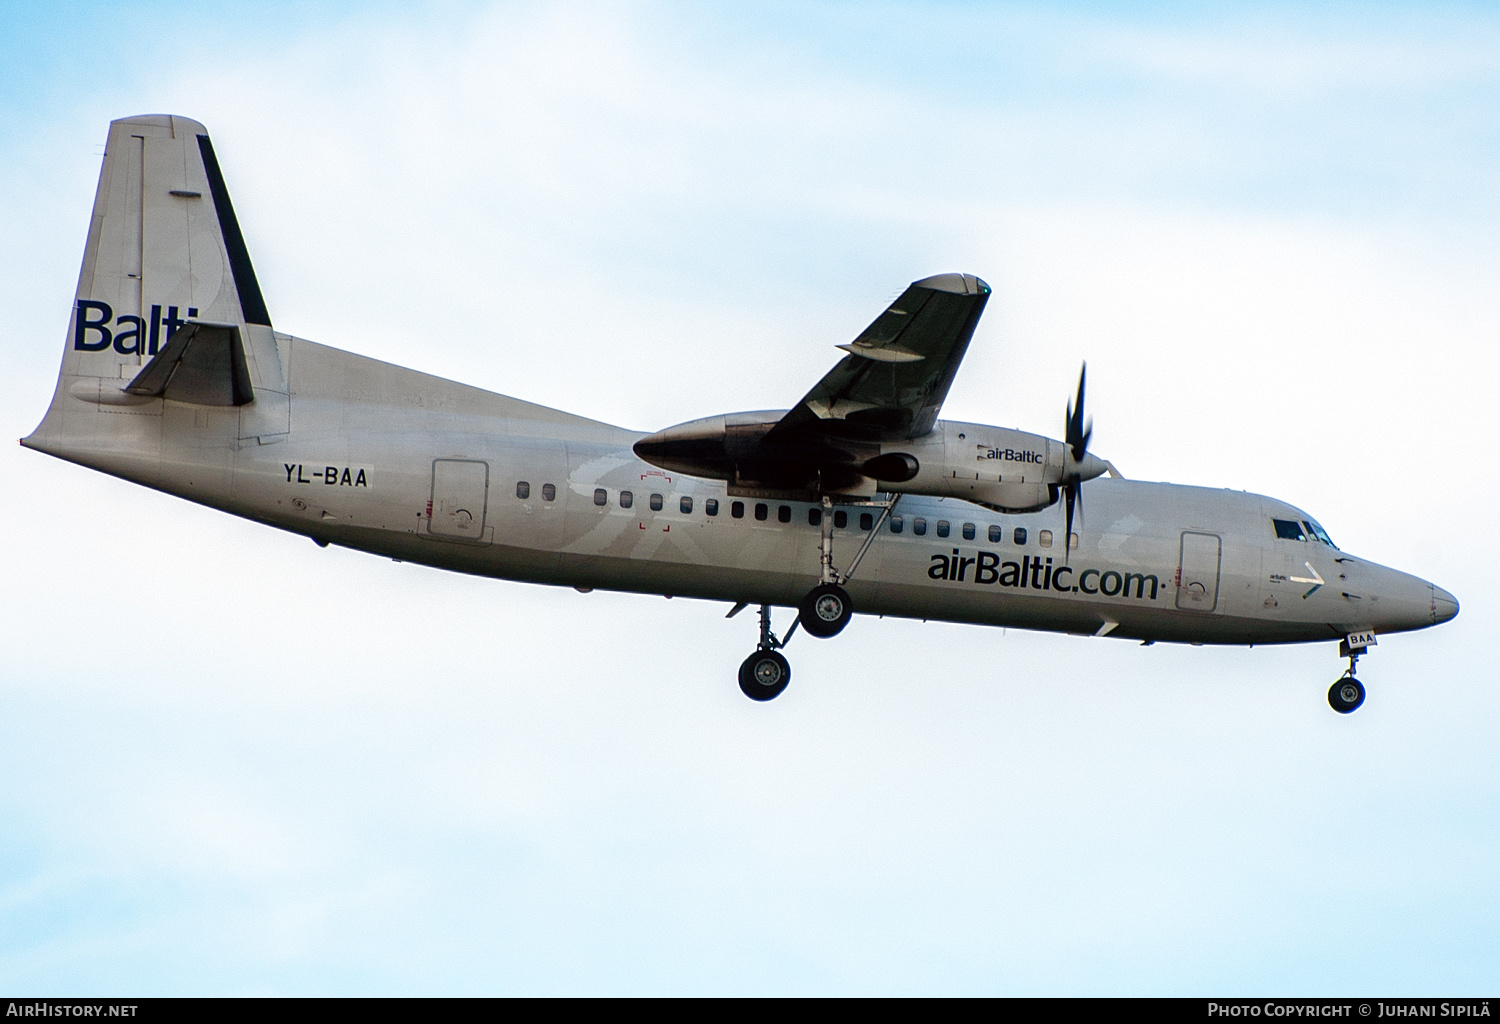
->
[981, 448, 1044, 463]
[72, 299, 198, 355]
[928, 549, 1161, 600]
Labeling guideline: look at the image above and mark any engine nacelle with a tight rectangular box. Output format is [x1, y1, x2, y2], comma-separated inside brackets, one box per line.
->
[634, 414, 1107, 510]
[873, 421, 1104, 512]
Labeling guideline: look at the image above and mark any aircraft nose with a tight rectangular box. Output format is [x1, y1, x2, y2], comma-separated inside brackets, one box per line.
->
[1431, 584, 1459, 625]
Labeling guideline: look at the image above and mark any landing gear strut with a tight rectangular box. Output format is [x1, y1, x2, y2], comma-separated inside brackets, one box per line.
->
[738, 604, 794, 701]
[1328, 644, 1367, 714]
[734, 496, 899, 701]
[797, 495, 899, 641]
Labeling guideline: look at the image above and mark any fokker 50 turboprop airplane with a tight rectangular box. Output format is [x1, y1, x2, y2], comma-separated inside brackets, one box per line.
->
[24, 115, 1458, 711]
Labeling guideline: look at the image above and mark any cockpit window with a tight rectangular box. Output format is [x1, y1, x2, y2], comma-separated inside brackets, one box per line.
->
[1272, 518, 1306, 541]
[1304, 520, 1337, 548]
[1272, 516, 1337, 547]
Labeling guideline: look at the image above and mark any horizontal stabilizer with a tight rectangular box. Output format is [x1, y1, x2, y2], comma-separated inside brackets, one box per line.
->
[125, 321, 254, 406]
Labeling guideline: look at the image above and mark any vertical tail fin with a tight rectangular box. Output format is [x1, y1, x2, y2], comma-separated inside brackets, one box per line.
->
[67, 114, 272, 375]
[26, 115, 288, 458]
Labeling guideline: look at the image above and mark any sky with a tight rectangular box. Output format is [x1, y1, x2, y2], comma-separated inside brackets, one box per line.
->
[1, 0, 1497, 996]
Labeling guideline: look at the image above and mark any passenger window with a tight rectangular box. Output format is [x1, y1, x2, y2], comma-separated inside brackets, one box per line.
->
[988, 524, 1002, 543]
[890, 515, 904, 534]
[1273, 518, 1306, 541]
[913, 517, 927, 536]
[620, 490, 633, 509]
[860, 513, 873, 531]
[705, 498, 718, 516]
[755, 503, 769, 521]
[778, 505, 791, 523]
[936, 520, 950, 538]
[1039, 530, 1053, 548]
[962, 522, 975, 540]
[593, 488, 607, 506]
[808, 508, 822, 527]
[650, 493, 664, 512]
[732, 501, 745, 519]
[1069, 532, 1079, 550]
[542, 483, 556, 502]
[681, 496, 693, 514]
[1013, 527, 1027, 545]
[516, 481, 530, 500]
[834, 510, 848, 528]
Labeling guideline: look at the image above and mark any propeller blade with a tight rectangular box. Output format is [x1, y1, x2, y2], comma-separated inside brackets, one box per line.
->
[1064, 483, 1074, 564]
[1066, 362, 1091, 464]
[1064, 477, 1082, 565]
[1063, 362, 1095, 564]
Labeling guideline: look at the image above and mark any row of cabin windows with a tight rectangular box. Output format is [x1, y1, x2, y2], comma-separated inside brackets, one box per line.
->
[514, 481, 556, 502]
[586, 488, 712, 514]
[574, 490, 878, 526]
[888, 516, 1077, 549]
[522, 482, 1077, 547]
[532, 482, 1329, 555]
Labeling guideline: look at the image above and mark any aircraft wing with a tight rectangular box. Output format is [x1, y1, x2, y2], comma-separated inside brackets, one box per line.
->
[766, 273, 990, 443]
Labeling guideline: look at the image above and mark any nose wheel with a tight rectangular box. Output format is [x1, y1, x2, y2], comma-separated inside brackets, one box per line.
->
[1328, 645, 1367, 714]
[1328, 675, 1365, 714]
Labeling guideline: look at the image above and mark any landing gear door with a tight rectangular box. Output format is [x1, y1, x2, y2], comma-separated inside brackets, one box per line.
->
[1177, 531, 1222, 612]
[430, 459, 489, 540]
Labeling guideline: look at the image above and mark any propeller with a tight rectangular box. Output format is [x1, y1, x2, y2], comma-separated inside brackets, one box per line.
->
[1063, 363, 1092, 564]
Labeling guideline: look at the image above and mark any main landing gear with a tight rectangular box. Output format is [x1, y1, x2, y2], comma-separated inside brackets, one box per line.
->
[799, 583, 852, 639]
[1327, 641, 1368, 714]
[738, 604, 794, 701]
[733, 496, 899, 701]
[796, 495, 898, 640]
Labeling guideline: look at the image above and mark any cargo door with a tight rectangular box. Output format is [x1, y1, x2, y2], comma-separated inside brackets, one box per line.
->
[430, 459, 489, 540]
[1177, 531, 1222, 612]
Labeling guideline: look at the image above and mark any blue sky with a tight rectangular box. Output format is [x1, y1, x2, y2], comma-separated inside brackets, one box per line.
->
[1, 1, 1497, 995]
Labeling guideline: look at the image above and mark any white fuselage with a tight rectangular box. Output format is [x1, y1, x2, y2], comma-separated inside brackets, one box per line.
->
[26, 334, 1452, 647]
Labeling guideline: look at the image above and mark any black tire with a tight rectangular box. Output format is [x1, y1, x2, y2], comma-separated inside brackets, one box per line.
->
[798, 583, 853, 639]
[1328, 676, 1366, 714]
[739, 649, 791, 701]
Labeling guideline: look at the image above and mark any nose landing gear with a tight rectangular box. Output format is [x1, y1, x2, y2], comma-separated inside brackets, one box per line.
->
[1328, 641, 1368, 714]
